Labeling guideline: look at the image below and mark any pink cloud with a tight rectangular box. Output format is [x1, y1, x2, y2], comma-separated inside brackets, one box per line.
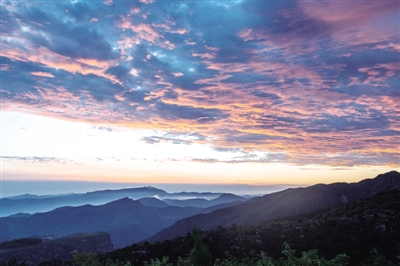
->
[236, 1, 398, 57]
[174, 28, 188, 34]
[1, 44, 121, 85]
[117, 18, 177, 50]
[1, 64, 11, 71]
[298, 0, 399, 46]
[205, 46, 220, 52]
[192, 53, 216, 59]
[31, 71, 54, 78]
[119, 20, 160, 43]
[185, 40, 196, 45]
[139, 0, 154, 4]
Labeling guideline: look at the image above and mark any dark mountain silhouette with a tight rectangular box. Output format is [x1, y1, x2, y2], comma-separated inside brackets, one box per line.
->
[6, 212, 31, 218]
[101, 189, 400, 266]
[148, 171, 400, 242]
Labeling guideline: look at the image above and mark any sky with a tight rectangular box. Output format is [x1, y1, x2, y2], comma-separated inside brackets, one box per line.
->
[1, 0, 399, 196]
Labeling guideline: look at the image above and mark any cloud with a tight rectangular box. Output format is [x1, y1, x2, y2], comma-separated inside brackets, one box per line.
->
[139, 0, 154, 4]
[1, 0, 398, 167]
[31, 72, 54, 78]
[1, 156, 73, 164]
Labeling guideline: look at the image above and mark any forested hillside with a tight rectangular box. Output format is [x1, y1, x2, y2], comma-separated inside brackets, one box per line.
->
[149, 171, 400, 242]
[98, 189, 400, 266]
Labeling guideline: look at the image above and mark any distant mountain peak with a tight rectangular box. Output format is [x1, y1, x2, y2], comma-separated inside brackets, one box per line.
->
[218, 193, 240, 198]
[104, 197, 141, 207]
[114, 197, 135, 203]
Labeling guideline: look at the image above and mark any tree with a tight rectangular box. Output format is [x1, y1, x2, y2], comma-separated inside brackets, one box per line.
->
[189, 225, 212, 266]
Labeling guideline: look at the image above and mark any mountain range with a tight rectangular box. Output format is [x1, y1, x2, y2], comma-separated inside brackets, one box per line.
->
[0, 187, 245, 217]
[148, 171, 400, 242]
[0, 194, 245, 248]
[101, 188, 400, 266]
[0, 171, 399, 263]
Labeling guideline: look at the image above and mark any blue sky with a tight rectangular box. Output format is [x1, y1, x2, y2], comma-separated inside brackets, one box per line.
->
[1, 0, 399, 195]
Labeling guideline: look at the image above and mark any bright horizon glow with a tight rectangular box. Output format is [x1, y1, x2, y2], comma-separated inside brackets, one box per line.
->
[1, 112, 397, 194]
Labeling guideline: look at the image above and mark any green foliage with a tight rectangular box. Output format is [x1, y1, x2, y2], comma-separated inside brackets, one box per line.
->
[144, 257, 173, 266]
[72, 243, 349, 266]
[73, 253, 102, 266]
[189, 226, 212, 266]
[361, 248, 396, 266]
[278, 242, 349, 266]
[176, 257, 191, 266]
[73, 252, 132, 266]
[212, 243, 348, 266]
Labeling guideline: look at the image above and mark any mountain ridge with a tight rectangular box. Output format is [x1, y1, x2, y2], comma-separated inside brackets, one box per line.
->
[147, 171, 400, 242]
[100, 189, 400, 266]
[0, 187, 231, 217]
[0, 196, 245, 248]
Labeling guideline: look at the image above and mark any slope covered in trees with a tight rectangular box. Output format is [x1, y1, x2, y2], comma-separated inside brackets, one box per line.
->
[148, 171, 400, 242]
[98, 189, 399, 266]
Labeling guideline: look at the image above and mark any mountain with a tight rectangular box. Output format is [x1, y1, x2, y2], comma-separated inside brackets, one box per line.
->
[100, 189, 400, 266]
[0, 194, 249, 250]
[163, 198, 211, 208]
[5, 193, 71, 200]
[148, 171, 400, 242]
[0, 186, 169, 217]
[0, 197, 209, 248]
[0, 187, 231, 217]
[0, 232, 113, 265]
[162, 193, 247, 208]
[138, 197, 170, 208]
[161, 192, 223, 200]
[212, 193, 247, 205]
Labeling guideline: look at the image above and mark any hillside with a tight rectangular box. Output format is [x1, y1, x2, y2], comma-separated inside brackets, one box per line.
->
[100, 189, 400, 265]
[0, 232, 113, 265]
[0, 196, 244, 249]
[0, 198, 203, 248]
[148, 171, 400, 242]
